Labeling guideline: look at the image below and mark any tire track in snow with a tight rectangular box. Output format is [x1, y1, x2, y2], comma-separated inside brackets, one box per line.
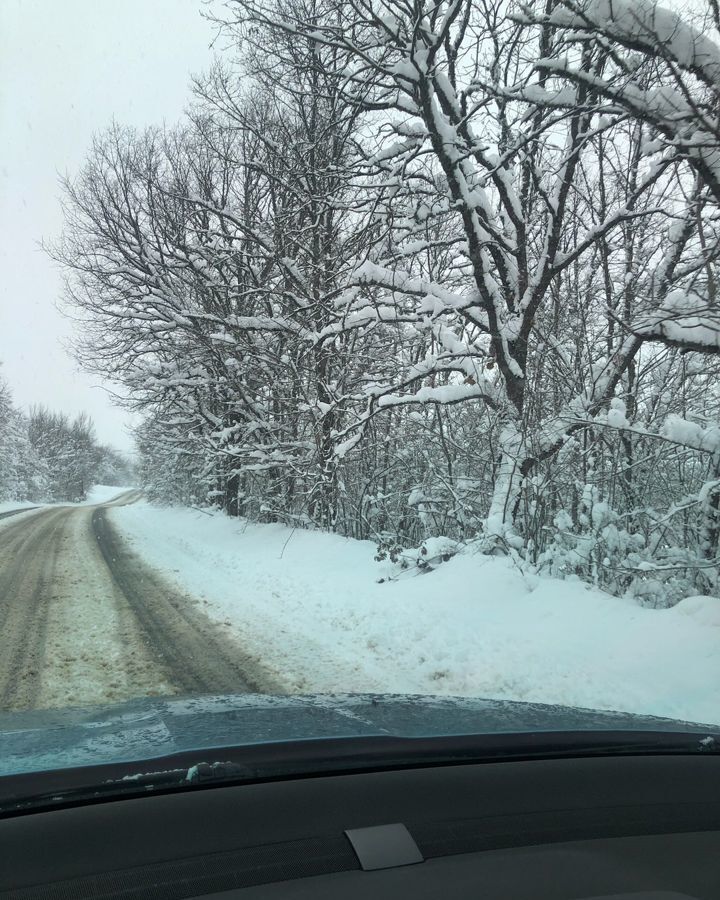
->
[0, 509, 68, 709]
[0, 493, 276, 711]
[92, 507, 275, 695]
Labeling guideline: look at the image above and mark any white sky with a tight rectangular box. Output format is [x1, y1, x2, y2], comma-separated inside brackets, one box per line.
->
[0, 0, 218, 453]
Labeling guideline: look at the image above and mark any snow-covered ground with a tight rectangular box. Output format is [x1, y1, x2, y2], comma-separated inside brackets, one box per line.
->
[81, 484, 133, 505]
[0, 500, 40, 515]
[110, 502, 720, 726]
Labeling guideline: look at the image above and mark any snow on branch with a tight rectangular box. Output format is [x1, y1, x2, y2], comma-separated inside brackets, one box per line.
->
[377, 379, 500, 409]
[547, 0, 720, 88]
[633, 290, 720, 353]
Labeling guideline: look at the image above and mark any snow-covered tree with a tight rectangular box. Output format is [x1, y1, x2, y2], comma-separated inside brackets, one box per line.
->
[52, 0, 720, 601]
[0, 370, 49, 502]
[219, 0, 701, 541]
[27, 407, 104, 502]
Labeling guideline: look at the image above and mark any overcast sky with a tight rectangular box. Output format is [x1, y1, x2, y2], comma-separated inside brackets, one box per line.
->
[0, 0, 218, 453]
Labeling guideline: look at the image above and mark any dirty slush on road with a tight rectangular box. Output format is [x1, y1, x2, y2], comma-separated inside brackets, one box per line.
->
[0, 493, 276, 712]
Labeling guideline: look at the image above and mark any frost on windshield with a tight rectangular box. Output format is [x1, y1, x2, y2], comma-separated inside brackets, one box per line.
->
[1, 0, 720, 724]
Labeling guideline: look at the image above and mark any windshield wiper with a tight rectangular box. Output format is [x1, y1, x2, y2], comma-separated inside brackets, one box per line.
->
[113, 760, 254, 790]
[1, 729, 718, 817]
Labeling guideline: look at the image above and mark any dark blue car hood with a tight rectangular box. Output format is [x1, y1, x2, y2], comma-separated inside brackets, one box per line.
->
[0, 693, 718, 779]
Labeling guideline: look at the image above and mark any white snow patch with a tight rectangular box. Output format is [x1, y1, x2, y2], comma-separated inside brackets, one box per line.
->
[0, 500, 40, 515]
[109, 502, 720, 725]
[80, 484, 134, 505]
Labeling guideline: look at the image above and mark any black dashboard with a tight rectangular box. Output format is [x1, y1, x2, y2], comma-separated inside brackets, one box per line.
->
[0, 753, 718, 899]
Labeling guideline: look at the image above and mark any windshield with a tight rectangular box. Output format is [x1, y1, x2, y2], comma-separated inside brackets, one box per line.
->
[1, 0, 719, 786]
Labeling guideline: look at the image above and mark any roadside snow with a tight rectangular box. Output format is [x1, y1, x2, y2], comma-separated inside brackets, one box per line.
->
[81, 484, 133, 505]
[0, 500, 39, 514]
[110, 502, 720, 725]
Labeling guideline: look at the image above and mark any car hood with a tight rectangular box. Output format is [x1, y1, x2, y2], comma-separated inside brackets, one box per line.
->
[0, 693, 717, 778]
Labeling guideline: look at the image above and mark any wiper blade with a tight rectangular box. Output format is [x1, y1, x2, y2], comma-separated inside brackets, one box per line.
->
[115, 760, 254, 790]
[1, 729, 719, 817]
[1, 760, 261, 816]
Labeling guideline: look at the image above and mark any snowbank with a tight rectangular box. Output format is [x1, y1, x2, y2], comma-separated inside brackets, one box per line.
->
[0, 500, 40, 515]
[81, 484, 133, 505]
[110, 502, 720, 725]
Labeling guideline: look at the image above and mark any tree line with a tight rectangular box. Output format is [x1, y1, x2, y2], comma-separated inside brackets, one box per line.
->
[0, 370, 132, 503]
[54, 0, 720, 604]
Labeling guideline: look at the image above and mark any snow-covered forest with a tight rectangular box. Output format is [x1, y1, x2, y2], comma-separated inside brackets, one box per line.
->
[0, 370, 132, 502]
[52, 0, 720, 605]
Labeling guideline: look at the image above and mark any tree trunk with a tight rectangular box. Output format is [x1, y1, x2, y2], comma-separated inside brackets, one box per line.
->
[486, 425, 527, 544]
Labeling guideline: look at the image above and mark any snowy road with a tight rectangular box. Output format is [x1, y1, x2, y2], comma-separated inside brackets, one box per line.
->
[0, 492, 276, 711]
